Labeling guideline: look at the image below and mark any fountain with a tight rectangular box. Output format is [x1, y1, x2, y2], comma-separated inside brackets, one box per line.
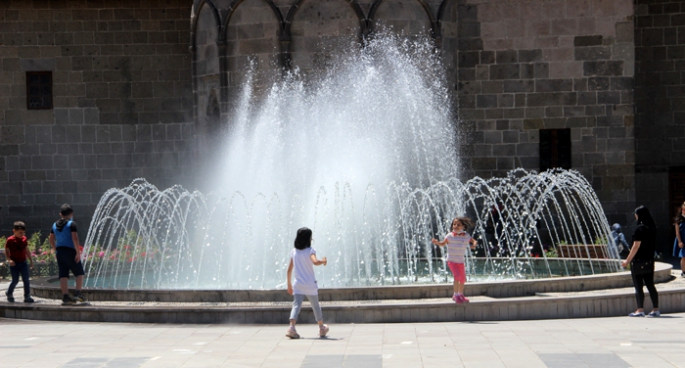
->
[16, 34, 684, 325]
[79, 34, 620, 291]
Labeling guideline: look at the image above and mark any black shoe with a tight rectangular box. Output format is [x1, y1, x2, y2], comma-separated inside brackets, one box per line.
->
[5, 292, 14, 303]
[23, 296, 35, 303]
[61, 294, 77, 306]
[74, 292, 87, 303]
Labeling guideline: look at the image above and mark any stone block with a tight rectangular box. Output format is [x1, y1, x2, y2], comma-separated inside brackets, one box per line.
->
[585, 105, 606, 116]
[480, 51, 495, 64]
[503, 80, 534, 93]
[588, 77, 610, 91]
[520, 63, 535, 79]
[459, 51, 479, 68]
[575, 46, 611, 61]
[493, 144, 516, 156]
[490, 64, 519, 80]
[641, 28, 664, 46]
[519, 49, 542, 63]
[1, 125, 25, 144]
[499, 94, 514, 108]
[496, 50, 517, 64]
[68, 109, 84, 125]
[485, 109, 503, 119]
[574, 35, 603, 47]
[525, 108, 545, 119]
[84, 108, 99, 125]
[545, 106, 563, 117]
[610, 77, 633, 91]
[578, 91, 597, 105]
[535, 63, 549, 79]
[535, 79, 573, 92]
[503, 108, 524, 119]
[471, 157, 497, 170]
[584, 61, 624, 76]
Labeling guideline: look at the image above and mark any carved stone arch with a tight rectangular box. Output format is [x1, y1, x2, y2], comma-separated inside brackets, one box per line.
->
[436, 0, 451, 25]
[285, 0, 367, 72]
[219, 0, 286, 42]
[191, 0, 223, 46]
[368, 0, 440, 44]
[284, 0, 369, 40]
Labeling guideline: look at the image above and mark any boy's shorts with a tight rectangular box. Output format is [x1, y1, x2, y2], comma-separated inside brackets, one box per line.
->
[56, 247, 85, 279]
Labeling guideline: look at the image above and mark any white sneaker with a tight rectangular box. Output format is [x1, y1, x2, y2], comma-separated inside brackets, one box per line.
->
[285, 326, 300, 339]
[318, 324, 329, 338]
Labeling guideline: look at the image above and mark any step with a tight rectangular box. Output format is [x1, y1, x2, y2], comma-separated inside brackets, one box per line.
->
[2, 271, 684, 324]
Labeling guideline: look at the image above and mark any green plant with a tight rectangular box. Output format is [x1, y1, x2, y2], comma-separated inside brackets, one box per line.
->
[595, 235, 608, 244]
[545, 247, 558, 258]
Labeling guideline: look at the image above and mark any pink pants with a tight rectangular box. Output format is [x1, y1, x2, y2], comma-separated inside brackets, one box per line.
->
[447, 261, 466, 283]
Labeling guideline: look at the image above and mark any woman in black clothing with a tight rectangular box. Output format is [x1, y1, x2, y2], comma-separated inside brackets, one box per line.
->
[621, 206, 660, 317]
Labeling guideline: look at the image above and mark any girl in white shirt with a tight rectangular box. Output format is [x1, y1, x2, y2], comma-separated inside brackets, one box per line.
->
[432, 217, 477, 304]
[286, 227, 329, 339]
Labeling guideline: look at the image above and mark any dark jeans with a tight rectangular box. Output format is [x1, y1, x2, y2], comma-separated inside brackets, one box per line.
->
[632, 270, 659, 309]
[8, 261, 30, 297]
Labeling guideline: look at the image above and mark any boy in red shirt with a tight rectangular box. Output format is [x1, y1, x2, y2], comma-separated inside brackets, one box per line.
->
[5, 221, 35, 303]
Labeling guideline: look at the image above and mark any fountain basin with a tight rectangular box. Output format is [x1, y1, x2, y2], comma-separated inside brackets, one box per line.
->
[30, 260, 670, 303]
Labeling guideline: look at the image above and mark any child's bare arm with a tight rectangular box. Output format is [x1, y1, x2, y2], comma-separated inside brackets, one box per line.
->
[431, 238, 447, 247]
[310, 254, 327, 266]
[469, 238, 477, 249]
[287, 259, 294, 295]
[49, 233, 56, 252]
[26, 248, 33, 266]
[4, 245, 13, 266]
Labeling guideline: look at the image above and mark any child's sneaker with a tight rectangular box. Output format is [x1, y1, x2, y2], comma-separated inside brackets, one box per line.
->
[285, 326, 300, 339]
[5, 291, 14, 303]
[451, 293, 458, 302]
[628, 311, 645, 317]
[454, 294, 464, 304]
[647, 311, 661, 317]
[62, 294, 77, 306]
[461, 295, 470, 303]
[74, 292, 87, 303]
[318, 324, 329, 338]
[23, 296, 35, 303]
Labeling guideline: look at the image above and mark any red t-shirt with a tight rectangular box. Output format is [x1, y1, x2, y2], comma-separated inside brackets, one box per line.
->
[5, 235, 28, 263]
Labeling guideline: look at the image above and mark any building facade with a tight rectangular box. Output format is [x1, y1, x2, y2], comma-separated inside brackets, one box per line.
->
[0, 0, 681, 250]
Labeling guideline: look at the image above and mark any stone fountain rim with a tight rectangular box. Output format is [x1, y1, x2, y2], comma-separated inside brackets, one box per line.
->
[30, 261, 671, 302]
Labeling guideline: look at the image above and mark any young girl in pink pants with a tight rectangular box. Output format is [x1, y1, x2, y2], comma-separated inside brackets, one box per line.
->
[432, 217, 477, 303]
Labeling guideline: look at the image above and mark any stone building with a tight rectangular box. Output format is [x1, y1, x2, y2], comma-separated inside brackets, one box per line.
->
[0, 0, 682, 250]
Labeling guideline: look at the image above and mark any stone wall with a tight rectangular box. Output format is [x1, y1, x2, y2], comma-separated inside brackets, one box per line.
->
[0, 0, 195, 235]
[634, 0, 685, 250]
[0, 0, 651, 242]
[455, 0, 635, 225]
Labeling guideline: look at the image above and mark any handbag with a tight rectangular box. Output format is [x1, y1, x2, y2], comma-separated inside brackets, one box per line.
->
[631, 259, 654, 275]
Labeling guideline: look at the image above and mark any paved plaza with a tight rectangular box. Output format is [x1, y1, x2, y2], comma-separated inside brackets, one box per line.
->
[0, 312, 684, 368]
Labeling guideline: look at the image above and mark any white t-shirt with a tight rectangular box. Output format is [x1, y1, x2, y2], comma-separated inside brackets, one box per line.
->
[290, 247, 318, 295]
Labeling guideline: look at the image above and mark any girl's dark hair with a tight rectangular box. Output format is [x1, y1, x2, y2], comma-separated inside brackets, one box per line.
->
[294, 227, 312, 250]
[675, 201, 685, 224]
[453, 217, 475, 231]
[635, 206, 657, 229]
